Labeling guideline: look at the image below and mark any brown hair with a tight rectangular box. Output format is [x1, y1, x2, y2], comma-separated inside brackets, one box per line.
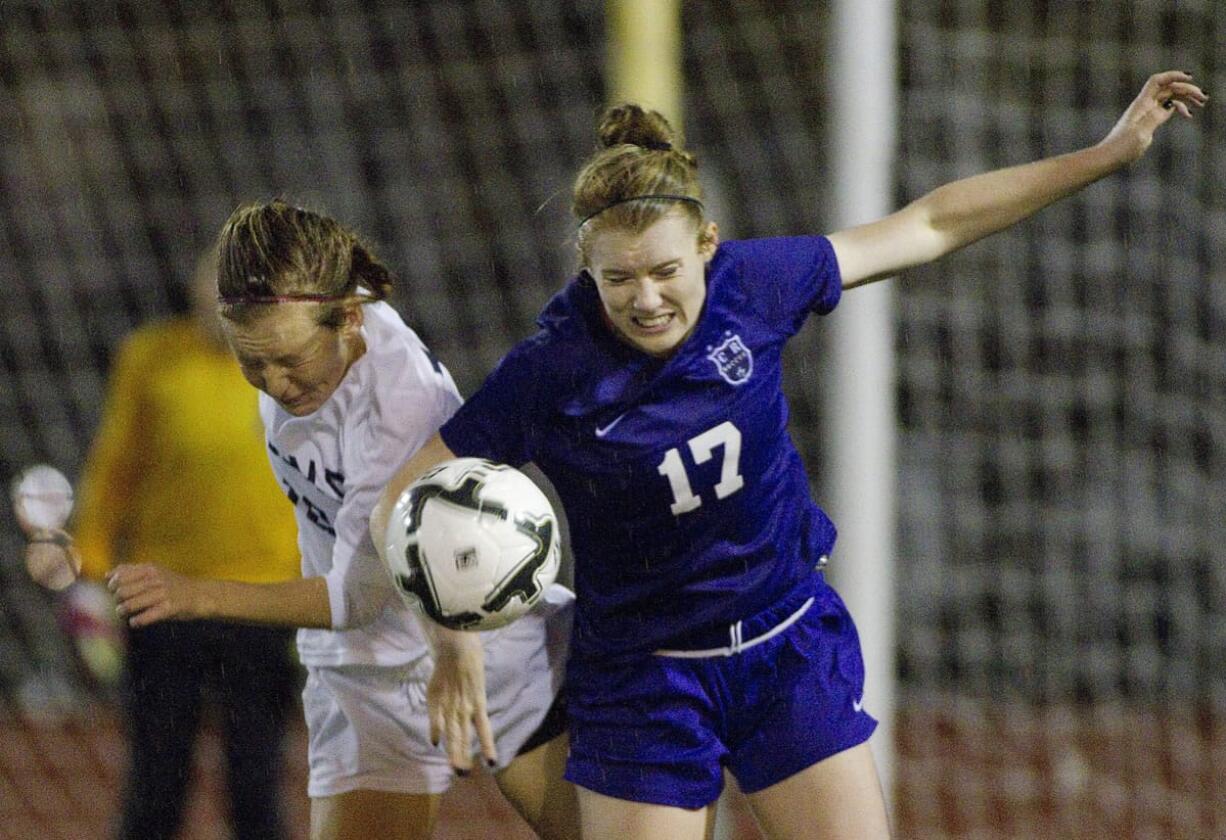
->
[572, 104, 706, 261]
[216, 200, 394, 327]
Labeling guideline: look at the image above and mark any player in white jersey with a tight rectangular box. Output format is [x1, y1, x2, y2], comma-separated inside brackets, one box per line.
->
[107, 200, 579, 840]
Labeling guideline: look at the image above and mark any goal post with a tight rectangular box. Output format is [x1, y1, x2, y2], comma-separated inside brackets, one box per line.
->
[607, 0, 684, 126]
[823, 0, 899, 804]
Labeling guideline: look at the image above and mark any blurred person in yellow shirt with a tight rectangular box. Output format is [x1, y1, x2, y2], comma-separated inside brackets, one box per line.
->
[70, 251, 301, 840]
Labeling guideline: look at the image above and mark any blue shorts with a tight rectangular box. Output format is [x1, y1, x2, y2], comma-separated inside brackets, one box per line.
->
[564, 580, 877, 809]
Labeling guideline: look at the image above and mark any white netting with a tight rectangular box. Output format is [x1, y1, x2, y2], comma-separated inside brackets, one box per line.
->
[0, 1, 1221, 837]
[893, 1, 1224, 836]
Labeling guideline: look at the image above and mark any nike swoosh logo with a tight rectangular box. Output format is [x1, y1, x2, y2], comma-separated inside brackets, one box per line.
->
[595, 413, 628, 438]
[853, 697, 864, 713]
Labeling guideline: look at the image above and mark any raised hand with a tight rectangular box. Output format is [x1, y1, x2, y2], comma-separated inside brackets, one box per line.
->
[1101, 70, 1208, 163]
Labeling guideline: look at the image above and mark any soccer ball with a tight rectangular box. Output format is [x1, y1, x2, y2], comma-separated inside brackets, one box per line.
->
[382, 458, 561, 631]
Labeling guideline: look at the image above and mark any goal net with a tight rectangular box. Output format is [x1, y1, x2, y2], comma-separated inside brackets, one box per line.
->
[891, 2, 1224, 836]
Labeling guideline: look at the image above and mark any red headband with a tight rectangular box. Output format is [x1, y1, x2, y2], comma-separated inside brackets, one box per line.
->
[217, 291, 375, 305]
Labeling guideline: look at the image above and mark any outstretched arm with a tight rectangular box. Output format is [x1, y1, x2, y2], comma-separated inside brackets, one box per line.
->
[109, 437, 461, 631]
[830, 70, 1207, 289]
[107, 568, 332, 628]
[371, 432, 498, 773]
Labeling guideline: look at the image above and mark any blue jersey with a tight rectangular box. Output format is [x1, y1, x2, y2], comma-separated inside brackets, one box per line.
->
[440, 236, 843, 662]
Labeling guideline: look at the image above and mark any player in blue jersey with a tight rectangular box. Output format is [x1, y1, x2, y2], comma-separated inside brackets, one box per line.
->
[372, 71, 1205, 839]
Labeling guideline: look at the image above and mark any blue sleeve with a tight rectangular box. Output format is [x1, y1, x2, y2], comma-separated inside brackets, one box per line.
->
[722, 235, 843, 336]
[439, 339, 543, 467]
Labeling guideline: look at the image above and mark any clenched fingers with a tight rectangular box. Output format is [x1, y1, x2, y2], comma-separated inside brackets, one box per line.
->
[107, 564, 179, 627]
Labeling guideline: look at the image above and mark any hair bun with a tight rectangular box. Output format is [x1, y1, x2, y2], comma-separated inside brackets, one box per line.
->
[597, 103, 677, 151]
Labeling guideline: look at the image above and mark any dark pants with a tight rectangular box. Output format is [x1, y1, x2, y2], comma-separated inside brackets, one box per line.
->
[117, 620, 299, 840]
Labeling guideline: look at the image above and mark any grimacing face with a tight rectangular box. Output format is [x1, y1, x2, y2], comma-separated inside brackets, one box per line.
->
[222, 303, 363, 417]
[586, 210, 719, 358]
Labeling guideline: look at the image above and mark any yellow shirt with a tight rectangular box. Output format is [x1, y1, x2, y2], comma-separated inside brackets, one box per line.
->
[73, 319, 300, 583]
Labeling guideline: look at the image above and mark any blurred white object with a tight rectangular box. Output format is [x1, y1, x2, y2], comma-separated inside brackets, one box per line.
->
[11, 464, 74, 530]
[12, 464, 81, 589]
[59, 580, 124, 689]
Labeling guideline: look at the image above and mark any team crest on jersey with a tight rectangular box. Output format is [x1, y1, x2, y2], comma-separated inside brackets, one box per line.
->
[707, 332, 753, 385]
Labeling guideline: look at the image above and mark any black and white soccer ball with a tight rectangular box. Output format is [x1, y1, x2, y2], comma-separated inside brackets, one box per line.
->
[382, 458, 561, 631]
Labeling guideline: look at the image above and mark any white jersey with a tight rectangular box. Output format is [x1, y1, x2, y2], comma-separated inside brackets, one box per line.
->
[261, 301, 462, 667]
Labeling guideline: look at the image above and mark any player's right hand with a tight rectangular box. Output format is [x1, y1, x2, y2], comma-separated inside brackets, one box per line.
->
[427, 628, 497, 774]
[106, 563, 205, 627]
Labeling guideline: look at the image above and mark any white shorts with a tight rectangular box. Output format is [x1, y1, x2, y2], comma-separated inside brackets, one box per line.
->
[303, 584, 573, 798]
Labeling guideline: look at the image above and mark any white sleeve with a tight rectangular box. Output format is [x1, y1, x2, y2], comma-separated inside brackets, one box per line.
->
[324, 487, 401, 631]
[323, 350, 463, 630]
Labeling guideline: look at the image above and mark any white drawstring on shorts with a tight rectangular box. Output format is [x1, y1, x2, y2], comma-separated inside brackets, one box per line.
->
[654, 596, 814, 659]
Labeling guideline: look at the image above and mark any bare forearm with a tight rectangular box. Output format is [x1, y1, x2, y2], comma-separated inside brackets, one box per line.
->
[832, 71, 1205, 289]
[370, 433, 456, 554]
[109, 564, 333, 630]
[194, 576, 332, 628]
[412, 610, 478, 652]
[369, 433, 474, 653]
[832, 143, 1124, 289]
[837, 141, 1128, 289]
[917, 141, 1124, 255]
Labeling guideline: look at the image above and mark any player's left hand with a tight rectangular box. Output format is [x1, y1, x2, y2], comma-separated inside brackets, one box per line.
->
[1100, 70, 1207, 163]
[427, 629, 497, 774]
[107, 563, 204, 627]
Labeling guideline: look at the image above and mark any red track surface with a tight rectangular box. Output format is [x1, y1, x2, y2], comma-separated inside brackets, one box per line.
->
[2, 701, 1221, 839]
